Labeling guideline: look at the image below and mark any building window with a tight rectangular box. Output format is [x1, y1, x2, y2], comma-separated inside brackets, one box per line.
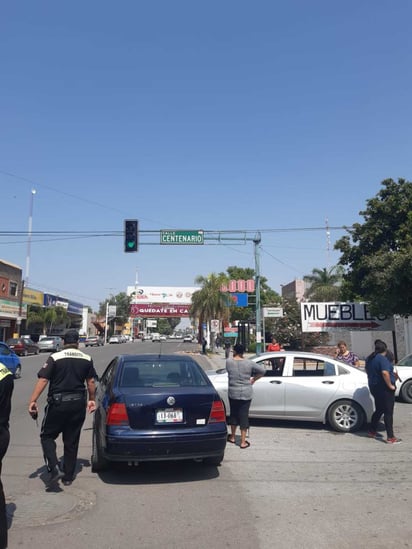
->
[9, 281, 18, 297]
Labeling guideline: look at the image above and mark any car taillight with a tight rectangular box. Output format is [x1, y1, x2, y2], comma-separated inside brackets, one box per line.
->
[208, 400, 226, 423]
[107, 403, 129, 426]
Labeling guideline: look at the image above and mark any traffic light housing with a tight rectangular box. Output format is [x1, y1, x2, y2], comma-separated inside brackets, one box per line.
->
[124, 219, 138, 252]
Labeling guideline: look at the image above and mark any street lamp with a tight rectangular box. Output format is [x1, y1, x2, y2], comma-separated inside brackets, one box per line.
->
[25, 189, 36, 287]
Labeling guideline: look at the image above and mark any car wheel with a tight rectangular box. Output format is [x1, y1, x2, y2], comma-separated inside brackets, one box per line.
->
[91, 428, 109, 472]
[327, 400, 365, 432]
[14, 365, 22, 379]
[203, 454, 224, 466]
[400, 380, 412, 403]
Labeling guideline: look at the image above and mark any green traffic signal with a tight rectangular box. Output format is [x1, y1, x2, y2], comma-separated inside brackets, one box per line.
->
[124, 219, 138, 253]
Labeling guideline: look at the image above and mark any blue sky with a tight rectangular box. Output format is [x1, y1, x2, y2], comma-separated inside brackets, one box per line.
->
[1, 1, 411, 310]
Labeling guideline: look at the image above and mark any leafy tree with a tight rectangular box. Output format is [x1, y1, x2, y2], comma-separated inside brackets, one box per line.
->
[304, 266, 344, 301]
[270, 299, 328, 350]
[99, 292, 131, 325]
[221, 266, 280, 322]
[157, 318, 181, 335]
[335, 178, 412, 316]
[27, 305, 71, 334]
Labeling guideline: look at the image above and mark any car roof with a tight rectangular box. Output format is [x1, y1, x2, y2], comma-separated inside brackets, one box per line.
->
[119, 354, 197, 362]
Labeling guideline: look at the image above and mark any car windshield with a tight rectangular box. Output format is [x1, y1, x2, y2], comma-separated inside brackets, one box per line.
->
[119, 359, 209, 388]
[7, 339, 19, 344]
[397, 354, 412, 367]
[41, 338, 54, 343]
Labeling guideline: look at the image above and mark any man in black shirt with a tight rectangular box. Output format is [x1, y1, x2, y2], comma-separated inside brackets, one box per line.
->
[0, 362, 14, 549]
[28, 330, 97, 487]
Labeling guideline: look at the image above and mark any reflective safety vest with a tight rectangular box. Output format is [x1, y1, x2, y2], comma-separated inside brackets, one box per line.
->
[0, 363, 12, 382]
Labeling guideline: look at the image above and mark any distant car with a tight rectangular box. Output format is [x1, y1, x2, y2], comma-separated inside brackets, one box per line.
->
[151, 333, 161, 342]
[207, 351, 375, 433]
[183, 335, 194, 342]
[6, 337, 39, 357]
[85, 335, 104, 347]
[0, 341, 22, 378]
[37, 336, 64, 353]
[109, 335, 121, 344]
[394, 354, 412, 403]
[160, 335, 167, 341]
[91, 354, 227, 472]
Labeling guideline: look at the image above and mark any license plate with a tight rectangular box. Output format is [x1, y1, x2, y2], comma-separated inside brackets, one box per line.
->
[156, 408, 183, 423]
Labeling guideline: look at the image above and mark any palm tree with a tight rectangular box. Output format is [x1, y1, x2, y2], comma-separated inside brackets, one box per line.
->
[27, 305, 70, 335]
[190, 273, 230, 348]
[304, 266, 344, 302]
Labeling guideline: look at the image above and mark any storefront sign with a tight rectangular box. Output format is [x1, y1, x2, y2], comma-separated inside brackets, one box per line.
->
[301, 302, 394, 332]
[130, 303, 190, 317]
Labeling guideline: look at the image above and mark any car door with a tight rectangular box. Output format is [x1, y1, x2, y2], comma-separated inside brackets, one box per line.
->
[0, 342, 18, 373]
[95, 359, 118, 446]
[249, 356, 287, 417]
[282, 356, 340, 420]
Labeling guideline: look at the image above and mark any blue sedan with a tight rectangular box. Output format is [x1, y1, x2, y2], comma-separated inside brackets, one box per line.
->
[0, 341, 22, 378]
[91, 354, 227, 471]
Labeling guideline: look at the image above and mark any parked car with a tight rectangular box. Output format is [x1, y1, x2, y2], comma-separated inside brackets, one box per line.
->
[108, 335, 121, 344]
[0, 341, 22, 378]
[183, 335, 194, 342]
[91, 354, 227, 471]
[394, 354, 412, 403]
[6, 337, 39, 357]
[151, 333, 161, 342]
[37, 336, 64, 353]
[207, 351, 375, 432]
[85, 335, 104, 347]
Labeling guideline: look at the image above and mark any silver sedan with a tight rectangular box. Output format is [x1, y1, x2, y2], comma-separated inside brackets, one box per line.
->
[207, 351, 374, 432]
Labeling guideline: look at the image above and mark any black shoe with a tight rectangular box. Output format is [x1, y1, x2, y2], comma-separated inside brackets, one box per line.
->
[49, 465, 64, 484]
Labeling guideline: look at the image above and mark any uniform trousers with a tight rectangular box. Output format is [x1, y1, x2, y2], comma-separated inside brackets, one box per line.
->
[0, 426, 10, 549]
[40, 398, 86, 480]
[369, 385, 395, 439]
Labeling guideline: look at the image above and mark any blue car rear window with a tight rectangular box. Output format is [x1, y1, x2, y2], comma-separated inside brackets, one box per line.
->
[119, 360, 209, 388]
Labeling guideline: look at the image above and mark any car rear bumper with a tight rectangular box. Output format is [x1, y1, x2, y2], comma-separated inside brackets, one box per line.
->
[103, 430, 227, 462]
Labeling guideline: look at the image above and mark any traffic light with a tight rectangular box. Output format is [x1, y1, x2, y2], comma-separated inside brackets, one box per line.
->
[124, 219, 138, 252]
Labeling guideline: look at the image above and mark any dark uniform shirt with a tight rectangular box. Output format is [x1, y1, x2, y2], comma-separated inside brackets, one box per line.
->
[0, 363, 14, 429]
[365, 353, 395, 388]
[37, 347, 97, 396]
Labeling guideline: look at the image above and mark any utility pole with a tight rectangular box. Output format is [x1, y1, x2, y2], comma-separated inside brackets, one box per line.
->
[25, 189, 36, 287]
[254, 232, 262, 354]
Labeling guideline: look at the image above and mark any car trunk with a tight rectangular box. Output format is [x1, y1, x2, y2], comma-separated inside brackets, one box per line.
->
[121, 388, 217, 430]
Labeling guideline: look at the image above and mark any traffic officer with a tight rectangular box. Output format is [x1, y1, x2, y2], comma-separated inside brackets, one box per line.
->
[0, 362, 14, 549]
[28, 329, 97, 487]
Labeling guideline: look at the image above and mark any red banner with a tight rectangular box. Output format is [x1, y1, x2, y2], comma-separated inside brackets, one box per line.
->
[130, 303, 190, 317]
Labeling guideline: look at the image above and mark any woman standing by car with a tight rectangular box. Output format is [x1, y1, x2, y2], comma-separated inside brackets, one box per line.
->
[226, 343, 265, 449]
[365, 340, 401, 444]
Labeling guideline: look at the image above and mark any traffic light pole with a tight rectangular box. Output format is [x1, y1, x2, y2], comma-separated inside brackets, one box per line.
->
[253, 232, 262, 355]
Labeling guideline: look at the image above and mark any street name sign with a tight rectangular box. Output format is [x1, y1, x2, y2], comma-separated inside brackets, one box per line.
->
[263, 307, 283, 318]
[160, 230, 204, 245]
[301, 302, 394, 332]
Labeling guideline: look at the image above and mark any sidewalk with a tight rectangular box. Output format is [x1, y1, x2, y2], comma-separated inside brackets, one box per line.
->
[196, 347, 255, 372]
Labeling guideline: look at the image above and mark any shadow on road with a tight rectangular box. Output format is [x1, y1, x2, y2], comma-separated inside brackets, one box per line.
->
[96, 459, 221, 485]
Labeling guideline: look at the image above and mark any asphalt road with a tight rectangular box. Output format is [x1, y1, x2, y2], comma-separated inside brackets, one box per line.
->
[3, 341, 412, 548]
